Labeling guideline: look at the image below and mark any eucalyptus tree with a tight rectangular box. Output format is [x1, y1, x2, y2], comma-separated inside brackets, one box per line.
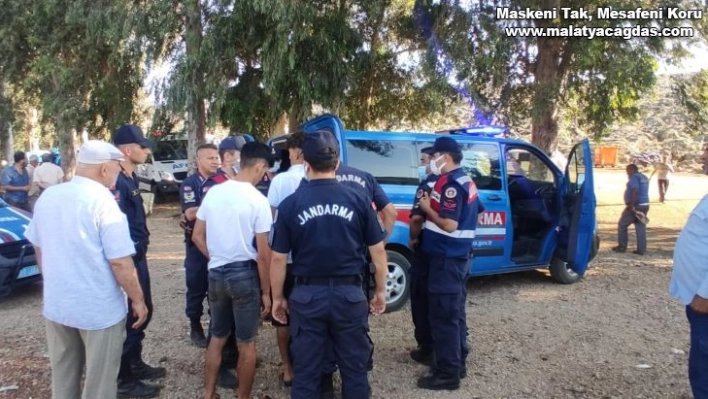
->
[416, 0, 708, 152]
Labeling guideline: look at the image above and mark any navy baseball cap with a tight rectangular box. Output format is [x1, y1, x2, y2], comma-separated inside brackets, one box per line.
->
[112, 124, 155, 148]
[432, 136, 461, 154]
[302, 130, 339, 163]
[421, 146, 435, 156]
[219, 135, 247, 152]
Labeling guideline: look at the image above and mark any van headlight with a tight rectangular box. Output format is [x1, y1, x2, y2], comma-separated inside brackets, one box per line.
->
[159, 171, 175, 181]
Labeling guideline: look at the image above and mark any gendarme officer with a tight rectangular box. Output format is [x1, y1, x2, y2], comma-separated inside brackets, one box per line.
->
[408, 146, 437, 364]
[417, 136, 484, 391]
[270, 130, 388, 399]
[112, 124, 166, 398]
[180, 143, 220, 347]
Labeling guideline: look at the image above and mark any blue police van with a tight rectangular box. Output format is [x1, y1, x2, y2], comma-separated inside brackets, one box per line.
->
[0, 198, 39, 300]
[270, 114, 599, 312]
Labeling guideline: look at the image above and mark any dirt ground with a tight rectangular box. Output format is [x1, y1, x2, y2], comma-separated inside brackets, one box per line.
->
[1, 168, 707, 399]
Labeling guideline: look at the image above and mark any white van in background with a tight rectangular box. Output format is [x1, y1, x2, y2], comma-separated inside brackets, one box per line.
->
[136, 136, 189, 198]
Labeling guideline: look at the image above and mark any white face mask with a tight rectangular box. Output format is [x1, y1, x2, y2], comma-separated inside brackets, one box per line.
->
[429, 155, 446, 175]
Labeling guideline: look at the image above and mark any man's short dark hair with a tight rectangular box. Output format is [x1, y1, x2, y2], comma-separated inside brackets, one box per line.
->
[286, 131, 306, 150]
[196, 143, 218, 156]
[41, 153, 52, 163]
[13, 151, 25, 164]
[308, 157, 338, 173]
[240, 142, 271, 168]
[627, 164, 638, 173]
[448, 152, 463, 164]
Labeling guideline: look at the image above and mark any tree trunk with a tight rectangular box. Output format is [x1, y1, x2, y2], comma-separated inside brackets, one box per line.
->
[360, 6, 386, 130]
[6, 124, 14, 163]
[0, 78, 12, 162]
[57, 118, 77, 180]
[530, 0, 563, 154]
[272, 112, 288, 136]
[185, 0, 206, 173]
[28, 107, 40, 152]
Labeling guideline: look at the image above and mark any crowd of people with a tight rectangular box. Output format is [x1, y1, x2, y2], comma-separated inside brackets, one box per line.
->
[18, 126, 708, 399]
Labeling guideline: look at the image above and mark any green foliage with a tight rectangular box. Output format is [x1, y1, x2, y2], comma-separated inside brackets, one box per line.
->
[673, 70, 708, 135]
[416, 0, 708, 150]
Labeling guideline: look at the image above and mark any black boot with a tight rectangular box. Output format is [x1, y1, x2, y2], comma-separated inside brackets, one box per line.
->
[117, 379, 160, 398]
[217, 366, 238, 389]
[417, 371, 460, 391]
[410, 347, 434, 366]
[130, 346, 166, 380]
[320, 373, 335, 399]
[118, 360, 160, 398]
[189, 317, 207, 348]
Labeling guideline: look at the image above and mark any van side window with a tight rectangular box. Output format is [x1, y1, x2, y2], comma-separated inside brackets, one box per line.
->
[506, 148, 554, 183]
[459, 143, 502, 191]
[345, 140, 419, 186]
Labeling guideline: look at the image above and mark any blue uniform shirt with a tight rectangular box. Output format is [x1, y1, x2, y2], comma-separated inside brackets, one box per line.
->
[671, 195, 708, 305]
[624, 173, 650, 205]
[112, 169, 149, 243]
[271, 179, 386, 277]
[180, 172, 210, 236]
[421, 168, 485, 258]
[411, 174, 438, 218]
[1, 166, 30, 203]
[336, 164, 391, 211]
[201, 168, 229, 197]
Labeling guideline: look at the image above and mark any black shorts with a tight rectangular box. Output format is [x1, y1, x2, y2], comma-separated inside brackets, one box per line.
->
[271, 265, 294, 327]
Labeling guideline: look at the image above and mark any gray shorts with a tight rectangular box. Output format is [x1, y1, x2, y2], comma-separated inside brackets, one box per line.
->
[208, 261, 261, 343]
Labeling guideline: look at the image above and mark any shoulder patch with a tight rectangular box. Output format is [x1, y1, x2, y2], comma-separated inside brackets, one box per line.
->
[183, 185, 192, 192]
[416, 189, 424, 198]
[184, 192, 195, 202]
[445, 187, 457, 199]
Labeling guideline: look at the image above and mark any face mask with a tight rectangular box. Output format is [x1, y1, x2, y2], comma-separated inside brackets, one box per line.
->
[270, 161, 280, 173]
[429, 156, 446, 175]
[418, 166, 427, 181]
[232, 165, 240, 174]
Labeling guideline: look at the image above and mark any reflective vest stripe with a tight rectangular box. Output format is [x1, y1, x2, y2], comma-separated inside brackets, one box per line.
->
[424, 220, 476, 238]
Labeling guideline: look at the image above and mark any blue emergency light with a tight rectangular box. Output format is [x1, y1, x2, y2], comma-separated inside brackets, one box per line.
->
[437, 125, 507, 137]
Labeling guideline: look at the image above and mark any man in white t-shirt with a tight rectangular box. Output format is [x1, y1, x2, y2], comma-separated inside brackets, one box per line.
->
[33, 152, 65, 190]
[29, 153, 65, 210]
[266, 131, 306, 386]
[192, 142, 273, 399]
[26, 141, 147, 399]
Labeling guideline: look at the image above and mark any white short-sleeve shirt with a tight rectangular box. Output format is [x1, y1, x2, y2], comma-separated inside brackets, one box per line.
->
[197, 180, 272, 269]
[26, 176, 135, 330]
[33, 162, 65, 187]
[267, 164, 305, 263]
[267, 164, 306, 208]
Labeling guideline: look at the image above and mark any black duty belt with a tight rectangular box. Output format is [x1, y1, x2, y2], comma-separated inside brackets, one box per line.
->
[294, 275, 362, 286]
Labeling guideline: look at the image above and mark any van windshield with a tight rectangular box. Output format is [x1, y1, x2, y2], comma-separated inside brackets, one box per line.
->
[345, 139, 419, 186]
[153, 140, 188, 162]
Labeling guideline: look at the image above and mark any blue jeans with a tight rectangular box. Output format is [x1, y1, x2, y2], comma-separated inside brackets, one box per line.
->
[687, 306, 708, 399]
[207, 261, 260, 343]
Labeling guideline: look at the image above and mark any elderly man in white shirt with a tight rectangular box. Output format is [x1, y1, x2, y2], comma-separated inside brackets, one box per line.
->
[26, 141, 147, 399]
[266, 131, 307, 386]
[28, 153, 65, 211]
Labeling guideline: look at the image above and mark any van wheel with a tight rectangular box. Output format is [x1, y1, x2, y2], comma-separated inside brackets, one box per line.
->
[550, 257, 582, 284]
[384, 250, 411, 313]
